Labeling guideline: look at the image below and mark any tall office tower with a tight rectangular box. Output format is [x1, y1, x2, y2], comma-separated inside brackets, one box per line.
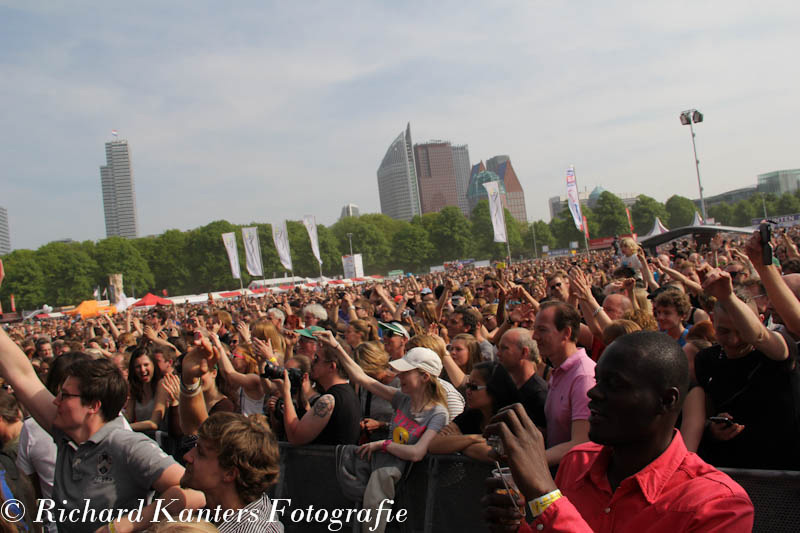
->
[100, 139, 139, 238]
[486, 155, 528, 223]
[451, 145, 471, 216]
[339, 203, 360, 219]
[377, 123, 421, 221]
[0, 206, 10, 255]
[414, 141, 461, 214]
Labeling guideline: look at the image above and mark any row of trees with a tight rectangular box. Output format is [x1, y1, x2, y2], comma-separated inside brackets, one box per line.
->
[3, 190, 799, 309]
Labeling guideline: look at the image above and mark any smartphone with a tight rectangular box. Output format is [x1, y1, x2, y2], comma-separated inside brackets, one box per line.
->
[708, 416, 733, 427]
[760, 222, 773, 265]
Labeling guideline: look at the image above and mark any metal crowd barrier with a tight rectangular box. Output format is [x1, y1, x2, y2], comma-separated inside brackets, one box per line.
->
[271, 444, 800, 533]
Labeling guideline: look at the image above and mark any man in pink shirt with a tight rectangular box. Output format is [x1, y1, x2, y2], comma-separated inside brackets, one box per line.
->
[533, 301, 595, 466]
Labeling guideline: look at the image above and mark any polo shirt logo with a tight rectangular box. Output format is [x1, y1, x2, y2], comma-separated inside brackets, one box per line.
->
[97, 453, 112, 476]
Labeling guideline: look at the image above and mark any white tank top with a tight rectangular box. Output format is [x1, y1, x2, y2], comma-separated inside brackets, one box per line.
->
[238, 387, 266, 416]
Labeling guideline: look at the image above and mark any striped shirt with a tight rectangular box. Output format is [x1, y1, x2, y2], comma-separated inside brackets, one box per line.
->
[217, 493, 284, 533]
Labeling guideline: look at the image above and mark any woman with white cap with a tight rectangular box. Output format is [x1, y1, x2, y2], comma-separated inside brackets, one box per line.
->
[314, 330, 448, 533]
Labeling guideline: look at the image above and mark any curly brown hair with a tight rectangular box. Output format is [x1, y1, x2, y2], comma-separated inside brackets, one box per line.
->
[197, 413, 280, 502]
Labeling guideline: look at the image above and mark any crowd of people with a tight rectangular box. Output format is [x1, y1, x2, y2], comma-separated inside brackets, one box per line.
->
[1, 225, 800, 532]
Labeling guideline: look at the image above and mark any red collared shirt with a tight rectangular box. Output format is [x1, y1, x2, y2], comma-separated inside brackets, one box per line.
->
[519, 431, 753, 532]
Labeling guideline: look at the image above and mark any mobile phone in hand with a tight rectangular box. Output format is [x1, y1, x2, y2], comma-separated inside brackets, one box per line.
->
[760, 222, 773, 265]
[708, 416, 733, 427]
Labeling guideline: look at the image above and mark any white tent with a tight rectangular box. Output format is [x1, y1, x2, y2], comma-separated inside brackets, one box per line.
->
[691, 212, 704, 226]
[638, 217, 670, 241]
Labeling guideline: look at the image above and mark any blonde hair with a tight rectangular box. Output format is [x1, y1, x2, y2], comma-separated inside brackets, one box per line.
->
[405, 335, 449, 408]
[349, 319, 378, 343]
[232, 343, 258, 374]
[620, 237, 638, 254]
[251, 320, 287, 360]
[353, 341, 389, 378]
[602, 319, 642, 345]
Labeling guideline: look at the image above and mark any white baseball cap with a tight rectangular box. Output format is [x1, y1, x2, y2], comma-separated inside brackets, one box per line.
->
[389, 347, 443, 376]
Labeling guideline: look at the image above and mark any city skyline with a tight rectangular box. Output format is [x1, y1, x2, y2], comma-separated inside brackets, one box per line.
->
[2, 2, 799, 250]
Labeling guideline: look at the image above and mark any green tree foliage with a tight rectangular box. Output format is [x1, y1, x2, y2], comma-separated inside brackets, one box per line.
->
[631, 195, 669, 234]
[93, 237, 155, 296]
[526, 221, 555, 257]
[36, 242, 99, 306]
[549, 205, 596, 249]
[183, 220, 245, 294]
[469, 200, 524, 260]
[0, 249, 47, 310]
[330, 217, 391, 274]
[664, 195, 699, 228]
[391, 224, 434, 273]
[707, 203, 733, 226]
[428, 206, 472, 264]
[593, 192, 630, 238]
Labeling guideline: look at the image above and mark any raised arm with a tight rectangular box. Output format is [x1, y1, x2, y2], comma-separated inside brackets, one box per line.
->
[0, 328, 56, 433]
[746, 231, 800, 340]
[313, 330, 398, 403]
[703, 267, 788, 361]
[178, 336, 217, 435]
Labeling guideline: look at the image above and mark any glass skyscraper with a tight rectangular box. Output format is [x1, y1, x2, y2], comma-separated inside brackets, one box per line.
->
[100, 139, 139, 238]
[377, 123, 421, 221]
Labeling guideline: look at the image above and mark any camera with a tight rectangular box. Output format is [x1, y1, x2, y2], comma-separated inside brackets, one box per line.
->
[261, 361, 303, 389]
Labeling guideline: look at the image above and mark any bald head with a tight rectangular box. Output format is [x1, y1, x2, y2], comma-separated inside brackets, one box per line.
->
[782, 274, 800, 299]
[603, 294, 633, 320]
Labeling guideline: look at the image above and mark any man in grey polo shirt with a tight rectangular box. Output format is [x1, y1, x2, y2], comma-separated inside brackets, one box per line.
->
[0, 329, 203, 532]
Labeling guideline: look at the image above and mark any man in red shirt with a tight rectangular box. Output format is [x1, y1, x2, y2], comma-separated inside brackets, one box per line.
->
[483, 331, 753, 533]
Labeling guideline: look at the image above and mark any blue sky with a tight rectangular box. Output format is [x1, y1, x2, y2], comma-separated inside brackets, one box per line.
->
[2, 1, 799, 250]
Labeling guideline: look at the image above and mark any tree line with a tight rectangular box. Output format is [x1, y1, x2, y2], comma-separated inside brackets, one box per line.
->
[2, 190, 798, 309]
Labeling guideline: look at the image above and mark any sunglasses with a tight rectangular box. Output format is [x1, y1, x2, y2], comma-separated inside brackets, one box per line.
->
[549, 282, 562, 290]
[465, 383, 487, 392]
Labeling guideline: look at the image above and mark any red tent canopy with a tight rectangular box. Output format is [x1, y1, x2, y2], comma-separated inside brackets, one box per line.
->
[133, 293, 173, 307]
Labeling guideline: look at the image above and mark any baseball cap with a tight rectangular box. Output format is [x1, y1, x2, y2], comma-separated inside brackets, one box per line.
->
[389, 347, 443, 376]
[295, 325, 326, 340]
[378, 321, 410, 339]
[420, 287, 433, 295]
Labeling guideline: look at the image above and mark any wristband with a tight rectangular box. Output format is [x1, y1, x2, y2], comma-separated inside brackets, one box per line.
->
[592, 306, 603, 317]
[381, 439, 392, 453]
[528, 489, 562, 517]
[180, 379, 201, 396]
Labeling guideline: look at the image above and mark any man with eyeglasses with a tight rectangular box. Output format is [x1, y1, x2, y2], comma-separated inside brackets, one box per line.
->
[0, 328, 204, 533]
[281, 329, 360, 446]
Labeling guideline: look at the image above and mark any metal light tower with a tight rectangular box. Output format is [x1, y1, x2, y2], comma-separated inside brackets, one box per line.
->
[346, 233, 354, 256]
[680, 109, 706, 220]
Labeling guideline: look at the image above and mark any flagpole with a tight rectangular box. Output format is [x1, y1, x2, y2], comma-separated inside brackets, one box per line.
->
[572, 166, 590, 257]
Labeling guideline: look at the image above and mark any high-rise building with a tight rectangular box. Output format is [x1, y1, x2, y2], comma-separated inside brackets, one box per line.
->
[339, 203, 360, 219]
[377, 123, 421, 221]
[486, 155, 527, 223]
[757, 169, 800, 195]
[467, 166, 508, 214]
[451, 145, 471, 216]
[414, 141, 460, 214]
[0, 206, 10, 255]
[100, 139, 139, 238]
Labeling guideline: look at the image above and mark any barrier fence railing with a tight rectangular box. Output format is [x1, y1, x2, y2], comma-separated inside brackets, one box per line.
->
[271, 444, 800, 533]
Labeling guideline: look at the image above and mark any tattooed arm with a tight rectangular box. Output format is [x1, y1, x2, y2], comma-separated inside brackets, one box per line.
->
[282, 391, 336, 445]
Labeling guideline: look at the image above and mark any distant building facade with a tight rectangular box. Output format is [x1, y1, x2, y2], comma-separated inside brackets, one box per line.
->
[414, 141, 460, 214]
[377, 123, 421, 221]
[757, 169, 800, 195]
[0, 206, 10, 255]
[467, 164, 508, 213]
[451, 145, 471, 216]
[100, 139, 139, 238]
[340, 203, 360, 219]
[486, 156, 527, 223]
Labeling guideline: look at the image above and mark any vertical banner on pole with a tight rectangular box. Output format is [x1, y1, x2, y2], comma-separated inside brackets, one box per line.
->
[582, 215, 590, 240]
[241, 227, 264, 277]
[483, 181, 507, 243]
[625, 207, 634, 233]
[272, 222, 293, 271]
[566, 166, 584, 232]
[221, 232, 241, 280]
[302, 215, 323, 266]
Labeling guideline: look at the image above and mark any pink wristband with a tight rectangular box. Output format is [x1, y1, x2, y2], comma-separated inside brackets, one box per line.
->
[381, 439, 391, 452]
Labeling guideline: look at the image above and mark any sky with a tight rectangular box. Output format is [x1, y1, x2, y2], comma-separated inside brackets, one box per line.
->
[2, 1, 799, 251]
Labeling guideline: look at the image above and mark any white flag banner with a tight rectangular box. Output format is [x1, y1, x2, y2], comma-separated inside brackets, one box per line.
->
[483, 180, 507, 243]
[241, 227, 264, 277]
[272, 221, 293, 271]
[566, 166, 584, 232]
[302, 215, 323, 266]
[221, 232, 241, 280]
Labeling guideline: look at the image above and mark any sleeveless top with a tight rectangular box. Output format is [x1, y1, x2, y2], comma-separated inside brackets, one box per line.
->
[238, 387, 266, 416]
[134, 397, 155, 423]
